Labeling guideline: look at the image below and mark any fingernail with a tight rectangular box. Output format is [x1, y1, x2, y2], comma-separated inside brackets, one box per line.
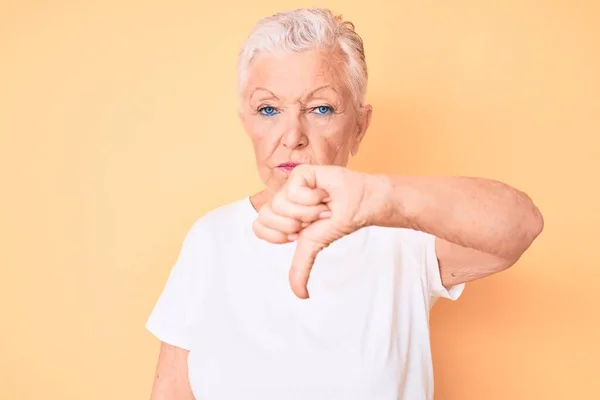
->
[288, 234, 299, 241]
[319, 211, 332, 219]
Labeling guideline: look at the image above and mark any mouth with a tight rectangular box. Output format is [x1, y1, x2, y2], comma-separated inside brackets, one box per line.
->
[277, 162, 302, 172]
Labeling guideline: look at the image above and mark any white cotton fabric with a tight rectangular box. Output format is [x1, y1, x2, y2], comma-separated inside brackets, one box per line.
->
[146, 197, 464, 400]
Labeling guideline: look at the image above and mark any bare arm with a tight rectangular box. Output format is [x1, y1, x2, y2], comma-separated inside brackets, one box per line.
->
[150, 342, 195, 400]
[367, 175, 544, 288]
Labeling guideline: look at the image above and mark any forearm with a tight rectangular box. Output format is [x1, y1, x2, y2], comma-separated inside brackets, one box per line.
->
[365, 174, 544, 261]
[151, 343, 195, 400]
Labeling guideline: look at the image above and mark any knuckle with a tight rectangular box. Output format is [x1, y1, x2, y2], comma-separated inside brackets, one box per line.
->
[287, 184, 303, 203]
[287, 218, 302, 233]
[274, 217, 299, 234]
[300, 206, 323, 222]
[271, 193, 286, 214]
[272, 232, 289, 244]
[254, 222, 286, 244]
[299, 211, 316, 223]
[286, 187, 298, 203]
[252, 220, 264, 238]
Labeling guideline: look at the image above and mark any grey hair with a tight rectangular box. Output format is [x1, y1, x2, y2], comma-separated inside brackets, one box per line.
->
[237, 8, 368, 108]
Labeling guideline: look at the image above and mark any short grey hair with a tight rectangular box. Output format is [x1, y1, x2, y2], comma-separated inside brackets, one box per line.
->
[237, 8, 368, 108]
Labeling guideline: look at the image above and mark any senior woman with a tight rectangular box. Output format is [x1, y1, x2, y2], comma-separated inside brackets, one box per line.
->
[146, 7, 543, 400]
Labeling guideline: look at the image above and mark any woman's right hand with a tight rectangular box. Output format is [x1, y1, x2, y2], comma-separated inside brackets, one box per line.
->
[252, 174, 332, 245]
[252, 164, 376, 299]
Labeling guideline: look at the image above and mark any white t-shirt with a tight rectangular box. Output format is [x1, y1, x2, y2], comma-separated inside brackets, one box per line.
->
[146, 197, 464, 400]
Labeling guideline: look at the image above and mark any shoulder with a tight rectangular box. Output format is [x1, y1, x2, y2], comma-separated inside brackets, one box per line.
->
[375, 226, 464, 302]
[364, 225, 437, 272]
[395, 227, 435, 248]
[394, 227, 437, 265]
[166, 197, 253, 276]
[366, 225, 434, 249]
[178, 197, 254, 250]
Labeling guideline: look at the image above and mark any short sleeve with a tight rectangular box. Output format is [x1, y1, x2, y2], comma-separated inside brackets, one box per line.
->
[420, 231, 465, 302]
[399, 229, 465, 306]
[146, 222, 202, 350]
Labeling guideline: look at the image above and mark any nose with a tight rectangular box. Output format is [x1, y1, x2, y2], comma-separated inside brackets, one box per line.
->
[281, 114, 308, 149]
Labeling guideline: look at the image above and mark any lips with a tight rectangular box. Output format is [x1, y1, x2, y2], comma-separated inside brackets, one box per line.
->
[277, 162, 301, 172]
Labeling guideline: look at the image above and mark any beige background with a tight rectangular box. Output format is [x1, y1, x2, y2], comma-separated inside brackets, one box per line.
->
[1, 0, 598, 398]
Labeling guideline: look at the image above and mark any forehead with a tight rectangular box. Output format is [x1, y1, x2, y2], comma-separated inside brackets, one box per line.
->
[243, 49, 348, 100]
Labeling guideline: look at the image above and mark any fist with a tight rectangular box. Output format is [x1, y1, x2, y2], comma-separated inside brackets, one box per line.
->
[252, 165, 373, 299]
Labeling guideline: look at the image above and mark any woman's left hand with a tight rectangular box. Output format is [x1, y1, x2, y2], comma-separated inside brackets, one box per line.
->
[252, 164, 385, 299]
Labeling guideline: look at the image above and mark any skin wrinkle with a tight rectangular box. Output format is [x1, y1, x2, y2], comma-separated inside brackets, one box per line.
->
[150, 10, 545, 395]
[239, 48, 371, 200]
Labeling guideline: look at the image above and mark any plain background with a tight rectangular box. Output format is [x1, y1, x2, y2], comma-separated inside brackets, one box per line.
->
[1, 0, 598, 398]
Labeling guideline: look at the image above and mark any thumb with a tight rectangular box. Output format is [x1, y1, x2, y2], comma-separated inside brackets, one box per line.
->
[289, 235, 323, 299]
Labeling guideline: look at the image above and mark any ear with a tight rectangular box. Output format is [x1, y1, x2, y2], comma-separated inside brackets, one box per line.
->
[350, 104, 373, 157]
[237, 103, 250, 132]
[237, 103, 244, 121]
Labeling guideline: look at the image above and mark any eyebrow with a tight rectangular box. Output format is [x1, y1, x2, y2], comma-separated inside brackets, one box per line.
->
[248, 85, 339, 103]
[304, 85, 339, 99]
[249, 87, 279, 102]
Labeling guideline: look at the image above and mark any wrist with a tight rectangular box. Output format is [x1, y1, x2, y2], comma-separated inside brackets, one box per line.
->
[359, 173, 394, 227]
[361, 173, 417, 229]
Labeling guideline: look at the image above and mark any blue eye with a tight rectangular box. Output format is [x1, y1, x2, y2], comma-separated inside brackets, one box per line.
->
[314, 105, 333, 115]
[259, 106, 278, 116]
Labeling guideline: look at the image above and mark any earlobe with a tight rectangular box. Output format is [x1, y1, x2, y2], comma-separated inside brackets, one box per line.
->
[362, 105, 373, 132]
[350, 128, 362, 157]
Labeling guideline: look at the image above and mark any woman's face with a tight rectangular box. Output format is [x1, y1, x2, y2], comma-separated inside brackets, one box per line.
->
[239, 49, 372, 193]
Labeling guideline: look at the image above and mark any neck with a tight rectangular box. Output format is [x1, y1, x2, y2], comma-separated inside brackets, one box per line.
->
[249, 189, 272, 212]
